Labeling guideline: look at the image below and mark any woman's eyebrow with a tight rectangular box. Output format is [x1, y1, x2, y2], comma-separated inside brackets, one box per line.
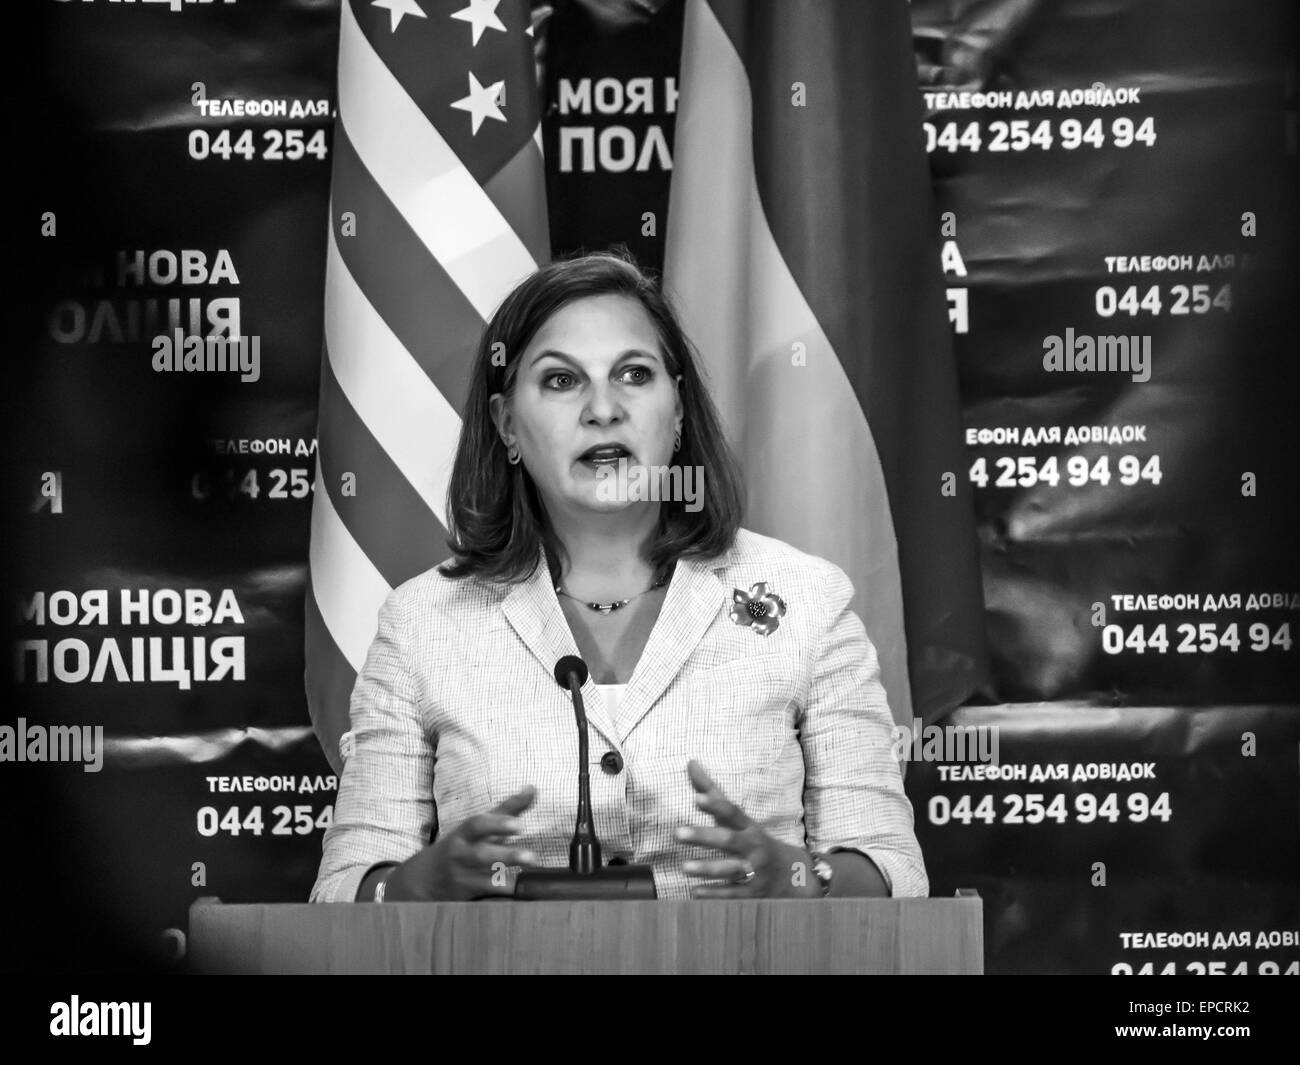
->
[527, 347, 664, 368]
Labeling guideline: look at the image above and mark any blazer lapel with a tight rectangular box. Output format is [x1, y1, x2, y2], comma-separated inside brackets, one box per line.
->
[617, 549, 731, 741]
[500, 555, 620, 747]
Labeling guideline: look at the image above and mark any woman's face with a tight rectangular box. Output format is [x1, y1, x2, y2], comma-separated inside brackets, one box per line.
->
[491, 293, 683, 521]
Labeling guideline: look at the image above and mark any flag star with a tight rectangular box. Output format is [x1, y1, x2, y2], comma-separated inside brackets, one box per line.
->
[450, 0, 507, 46]
[372, 0, 427, 33]
[450, 71, 507, 134]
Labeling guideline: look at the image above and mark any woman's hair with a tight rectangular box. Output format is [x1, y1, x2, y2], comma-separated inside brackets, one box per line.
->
[441, 249, 745, 583]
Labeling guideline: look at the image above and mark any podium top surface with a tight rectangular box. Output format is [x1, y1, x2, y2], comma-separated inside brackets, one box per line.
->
[188, 897, 983, 975]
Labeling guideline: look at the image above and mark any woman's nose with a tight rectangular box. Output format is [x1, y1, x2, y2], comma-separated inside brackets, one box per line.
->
[583, 383, 625, 424]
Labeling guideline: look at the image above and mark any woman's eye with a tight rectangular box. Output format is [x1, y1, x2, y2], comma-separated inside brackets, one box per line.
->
[544, 372, 576, 390]
[620, 365, 652, 384]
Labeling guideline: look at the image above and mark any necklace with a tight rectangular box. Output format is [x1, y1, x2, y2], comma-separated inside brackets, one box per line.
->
[555, 573, 668, 616]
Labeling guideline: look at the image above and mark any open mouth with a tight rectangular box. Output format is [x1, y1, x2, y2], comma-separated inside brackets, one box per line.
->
[578, 443, 633, 467]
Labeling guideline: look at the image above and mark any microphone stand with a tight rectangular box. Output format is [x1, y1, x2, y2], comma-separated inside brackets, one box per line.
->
[513, 657, 657, 900]
[566, 666, 600, 875]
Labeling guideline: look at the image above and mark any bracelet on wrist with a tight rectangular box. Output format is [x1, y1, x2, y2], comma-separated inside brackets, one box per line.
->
[811, 853, 834, 897]
[373, 864, 398, 902]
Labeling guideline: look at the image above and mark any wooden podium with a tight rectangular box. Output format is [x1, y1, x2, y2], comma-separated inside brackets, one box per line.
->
[188, 896, 982, 974]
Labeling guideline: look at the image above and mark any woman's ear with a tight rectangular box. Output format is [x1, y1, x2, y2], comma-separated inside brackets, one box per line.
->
[674, 374, 684, 421]
[488, 392, 513, 447]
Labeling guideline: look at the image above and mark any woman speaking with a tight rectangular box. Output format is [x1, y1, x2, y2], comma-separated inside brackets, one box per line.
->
[310, 252, 928, 903]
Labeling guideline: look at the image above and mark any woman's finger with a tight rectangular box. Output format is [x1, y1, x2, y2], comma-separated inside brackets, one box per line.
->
[488, 785, 538, 817]
[685, 759, 723, 795]
[693, 787, 753, 831]
[675, 825, 746, 853]
[682, 857, 751, 879]
[465, 841, 541, 868]
[455, 843, 542, 899]
[685, 760, 755, 830]
[459, 811, 528, 842]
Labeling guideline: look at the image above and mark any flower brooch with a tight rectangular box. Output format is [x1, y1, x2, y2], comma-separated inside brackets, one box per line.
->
[729, 582, 787, 636]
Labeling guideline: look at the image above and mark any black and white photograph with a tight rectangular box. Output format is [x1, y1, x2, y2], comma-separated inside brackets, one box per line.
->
[5, 0, 1298, 1043]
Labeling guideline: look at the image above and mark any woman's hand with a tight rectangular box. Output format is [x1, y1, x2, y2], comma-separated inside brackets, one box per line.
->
[383, 786, 540, 901]
[676, 761, 820, 899]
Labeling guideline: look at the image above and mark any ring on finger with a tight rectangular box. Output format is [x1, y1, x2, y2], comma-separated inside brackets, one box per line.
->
[733, 860, 756, 885]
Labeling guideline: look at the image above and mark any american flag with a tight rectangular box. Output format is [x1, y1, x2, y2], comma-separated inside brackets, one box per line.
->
[306, 0, 549, 773]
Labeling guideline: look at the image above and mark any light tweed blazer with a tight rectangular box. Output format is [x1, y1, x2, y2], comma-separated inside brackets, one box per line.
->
[310, 528, 928, 902]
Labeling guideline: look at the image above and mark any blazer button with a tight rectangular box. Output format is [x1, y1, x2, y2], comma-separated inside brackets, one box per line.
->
[600, 750, 624, 774]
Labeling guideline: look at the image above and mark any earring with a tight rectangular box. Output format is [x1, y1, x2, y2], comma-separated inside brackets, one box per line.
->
[674, 428, 682, 453]
[507, 443, 521, 465]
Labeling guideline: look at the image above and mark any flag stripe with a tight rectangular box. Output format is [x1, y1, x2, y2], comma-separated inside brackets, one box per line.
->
[304, 584, 363, 768]
[329, 124, 485, 414]
[308, 475, 391, 673]
[664, 0, 913, 725]
[324, 226, 463, 526]
[316, 347, 446, 589]
[483, 136, 552, 265]
[338, 0, 537, 320]
[703, 0, 987, 718]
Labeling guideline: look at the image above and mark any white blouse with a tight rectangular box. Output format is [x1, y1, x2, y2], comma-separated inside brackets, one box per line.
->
[594, 683, 629, 719]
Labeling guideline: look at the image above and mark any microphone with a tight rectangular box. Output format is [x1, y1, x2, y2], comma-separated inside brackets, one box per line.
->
[555, 655, 601, 874]
[512, 656, 657, 900]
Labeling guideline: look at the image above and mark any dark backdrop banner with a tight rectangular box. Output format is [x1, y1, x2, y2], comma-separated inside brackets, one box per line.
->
[9, 0, 1296, 974]
[908, 0, 1299, 974]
